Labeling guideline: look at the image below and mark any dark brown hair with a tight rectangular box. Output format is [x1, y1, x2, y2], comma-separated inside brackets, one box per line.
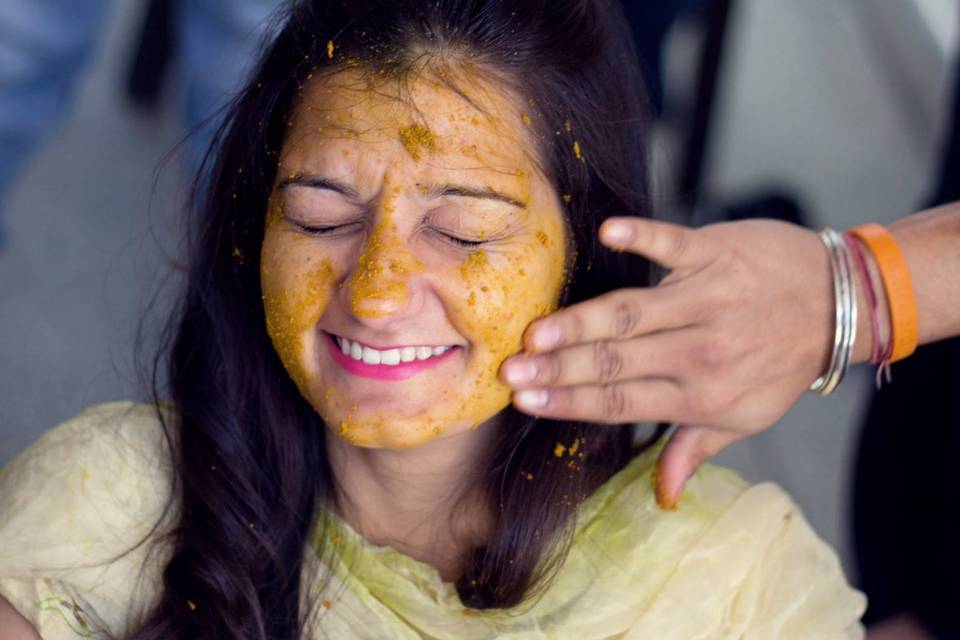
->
[132, 1, 657, 637]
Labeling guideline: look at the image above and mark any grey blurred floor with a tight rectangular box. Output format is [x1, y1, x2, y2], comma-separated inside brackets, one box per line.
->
[0, 0, 956, 580]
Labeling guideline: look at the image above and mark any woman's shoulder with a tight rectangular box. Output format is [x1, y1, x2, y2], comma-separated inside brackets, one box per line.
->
[564, 446, 865, 639]
[0, 401, 176, 638]
[17, 400, 170, 452]
[0, 401, 175, 540]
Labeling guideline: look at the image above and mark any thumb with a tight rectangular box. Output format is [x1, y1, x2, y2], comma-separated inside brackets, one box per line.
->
[654, 425, 735, 510]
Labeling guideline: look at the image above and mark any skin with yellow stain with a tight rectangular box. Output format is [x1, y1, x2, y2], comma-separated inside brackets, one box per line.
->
[397, 124, 438, 161]
[260, 67, 568, 450]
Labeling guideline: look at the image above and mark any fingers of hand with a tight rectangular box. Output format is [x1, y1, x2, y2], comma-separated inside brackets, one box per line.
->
[511, 378, 681, 424]
[600, 217, 718, 272]
[503, 329, 697, 389]
[654, 425, 737, 510]
[522, 287, 683, 353]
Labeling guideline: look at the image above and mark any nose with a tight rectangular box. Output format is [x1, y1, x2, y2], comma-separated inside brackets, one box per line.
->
[343, 219, 423, 321]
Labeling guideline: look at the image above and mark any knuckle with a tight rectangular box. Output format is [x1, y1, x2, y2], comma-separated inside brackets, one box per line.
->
[611, 298, 639, 338]
[599, 383, 630, 420]
[592, 339, 624, 382]
[665, 227, 689, 259]
[686, 341, 728, 371]
[565, 312, 585, 343]
[546, 387, 571, 412]
[689, 301, 713, 326]
[539, 354, 562, 384]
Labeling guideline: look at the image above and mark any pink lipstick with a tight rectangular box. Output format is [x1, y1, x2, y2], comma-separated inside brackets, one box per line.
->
[323, 332, 458, 381]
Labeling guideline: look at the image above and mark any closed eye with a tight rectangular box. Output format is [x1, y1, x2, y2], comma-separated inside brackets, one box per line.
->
[439, 233, 486, 248]
[300, 224, 339, 234]
[293, 221, 360, 236]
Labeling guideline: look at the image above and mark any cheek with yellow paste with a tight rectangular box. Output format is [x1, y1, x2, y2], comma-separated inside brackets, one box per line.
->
[442, 209, 568, 431]
[260, 198, 340, 402]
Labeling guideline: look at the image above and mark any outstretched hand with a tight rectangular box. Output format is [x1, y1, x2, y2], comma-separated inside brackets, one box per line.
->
[500, 216, 836, 509]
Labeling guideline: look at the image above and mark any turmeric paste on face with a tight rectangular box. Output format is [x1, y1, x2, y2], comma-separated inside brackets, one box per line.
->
[346, 212, 424, 319]
[261, 67, 568, 448]
[397, 123, 438, 161]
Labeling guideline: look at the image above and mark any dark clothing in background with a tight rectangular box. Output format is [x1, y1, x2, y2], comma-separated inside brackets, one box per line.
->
[852, 62, 960, 639]
[622, 0, 705, 113]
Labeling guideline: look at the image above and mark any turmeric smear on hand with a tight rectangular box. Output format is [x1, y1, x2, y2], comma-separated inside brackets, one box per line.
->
[652, 463, 678, 512]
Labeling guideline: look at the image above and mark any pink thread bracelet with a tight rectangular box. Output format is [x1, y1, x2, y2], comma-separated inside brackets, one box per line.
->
[843, 231, 893, 388]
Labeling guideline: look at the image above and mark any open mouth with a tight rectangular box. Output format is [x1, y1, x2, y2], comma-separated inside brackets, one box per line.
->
[323, 332, 460, 380]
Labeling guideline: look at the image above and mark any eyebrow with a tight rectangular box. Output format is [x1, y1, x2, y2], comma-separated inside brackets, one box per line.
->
[425, 184, 527, 210]
[277, 174, 361, 199]
[278, 174, 526, 210]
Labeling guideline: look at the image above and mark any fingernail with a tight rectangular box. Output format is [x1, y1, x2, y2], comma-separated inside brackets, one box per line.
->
[603, 221, 633, 243]
[532, 324, 561, 351]
[504, 360, 538, 386]
[514, 389, 548, 409]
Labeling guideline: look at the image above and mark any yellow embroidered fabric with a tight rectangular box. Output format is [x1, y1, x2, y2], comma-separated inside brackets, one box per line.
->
[0, 403, 866, 638]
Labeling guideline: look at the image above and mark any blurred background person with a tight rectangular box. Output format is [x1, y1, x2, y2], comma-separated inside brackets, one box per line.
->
[0, 0, 284, 245]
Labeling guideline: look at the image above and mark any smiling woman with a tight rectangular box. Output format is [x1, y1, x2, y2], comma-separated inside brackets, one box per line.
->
[0, 0, 864, 638]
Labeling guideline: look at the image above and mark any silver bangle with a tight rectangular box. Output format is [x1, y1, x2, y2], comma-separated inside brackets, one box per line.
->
[809, 228, 858, 395]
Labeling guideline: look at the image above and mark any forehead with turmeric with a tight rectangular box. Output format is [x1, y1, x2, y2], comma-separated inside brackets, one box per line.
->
[282, 62, 547, 197]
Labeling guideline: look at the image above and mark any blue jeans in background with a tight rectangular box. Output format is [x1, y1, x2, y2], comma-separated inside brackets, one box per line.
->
[0, 0, 283, 245]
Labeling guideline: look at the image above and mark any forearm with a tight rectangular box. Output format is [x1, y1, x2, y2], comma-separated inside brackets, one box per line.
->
[851, 202, 960, 364]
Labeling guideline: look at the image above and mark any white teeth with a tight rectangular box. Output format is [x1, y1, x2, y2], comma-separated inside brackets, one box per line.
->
[361, 346, 381, 365]
[335, 335, 452, 366]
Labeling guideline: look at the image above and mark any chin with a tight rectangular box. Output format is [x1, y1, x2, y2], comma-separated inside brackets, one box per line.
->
[326, 408, 498, 449]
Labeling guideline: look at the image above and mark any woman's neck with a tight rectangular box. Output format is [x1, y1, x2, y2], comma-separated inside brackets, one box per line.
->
[325, 420, 499, 581]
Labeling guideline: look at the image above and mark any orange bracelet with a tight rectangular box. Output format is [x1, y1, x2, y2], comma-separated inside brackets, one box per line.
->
[846, 223, 918, 362]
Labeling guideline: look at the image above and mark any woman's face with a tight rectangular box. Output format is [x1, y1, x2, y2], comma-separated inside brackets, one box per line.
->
[260, 68, 568, 448]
